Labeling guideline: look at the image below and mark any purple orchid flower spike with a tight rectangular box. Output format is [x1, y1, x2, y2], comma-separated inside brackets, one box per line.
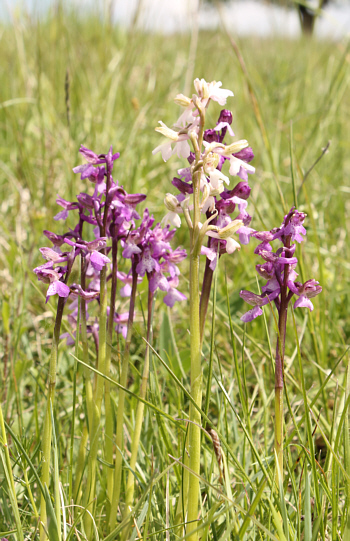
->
[240, 207, 321, 322]
[239, 207, 322, 483]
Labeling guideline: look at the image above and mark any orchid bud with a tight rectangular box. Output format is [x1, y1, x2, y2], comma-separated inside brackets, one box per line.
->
[174, 93, 192, 107]
[164, 193, 181, 213]
[217, 219, 243, 239]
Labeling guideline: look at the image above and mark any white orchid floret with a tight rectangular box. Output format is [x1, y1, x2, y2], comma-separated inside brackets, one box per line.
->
[201, 196, 216, 214]
[193, 78, 234, 106]
[206, 219, 243, 254]
[194, 78, 210, 100]
[208, 169, 228, 191]
[204, 152, 220, 172]
[174, 93, 192, 107]
[162, 193, 188, 228]
[229, 156, 255, 177]
[219, 140, 249, 157]
[207, 80, 234, 106]
[153, 121, 193, 161]
[162, 212, 181, 228]
[155, 121, 183, 141]
[164, 193, 182, 213]
[217, 219, 243, 239]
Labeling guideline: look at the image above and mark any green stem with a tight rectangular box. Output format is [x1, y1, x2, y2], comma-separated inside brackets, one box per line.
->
[199, 255, 213, 345]
[106, 235, 118, 503]
[74, 256, 93, 505]
[122, 285, 154, 539]
[109, 263, 138, 531]
[83, 264, 108, 537]
[186, 153, 204, 541]
[40, 295, 66, 541]
[274, 249, 290, 487]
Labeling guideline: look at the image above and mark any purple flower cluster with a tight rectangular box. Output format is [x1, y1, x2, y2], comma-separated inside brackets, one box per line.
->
[240, 207, 322, 322]
[33, 145, 187, 342]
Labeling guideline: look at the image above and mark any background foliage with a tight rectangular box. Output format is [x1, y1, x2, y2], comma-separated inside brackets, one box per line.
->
[0, 3, 350, 539]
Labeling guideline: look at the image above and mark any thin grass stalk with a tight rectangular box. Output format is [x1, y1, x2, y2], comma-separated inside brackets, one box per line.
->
[292, 308, 323, 535]
[0, 398, 24, 541]
[109, 263, 138, 531]
[105, 234, 118, 502]
[343, 357, 350, 537]
[40, 295, 66, 541]
[73, 425, 89, 504]
[122, 284, 154, 539]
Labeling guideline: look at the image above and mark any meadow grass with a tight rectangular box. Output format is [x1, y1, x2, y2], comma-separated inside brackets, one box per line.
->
[0, 5, 350, 540]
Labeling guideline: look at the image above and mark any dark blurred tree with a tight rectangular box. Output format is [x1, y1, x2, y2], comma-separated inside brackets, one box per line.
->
[296, 0, 330, 34]
[204, 0, 332, 36]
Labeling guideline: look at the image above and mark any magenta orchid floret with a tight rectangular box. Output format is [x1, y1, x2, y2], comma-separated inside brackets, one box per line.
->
[240, 207, 322, 322]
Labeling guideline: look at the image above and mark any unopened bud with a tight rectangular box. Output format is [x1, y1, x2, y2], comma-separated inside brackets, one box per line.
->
[218, 219, 243, 239]
[204, 152, 219, 172]
[164, 193, 180, 213]
[194, 78, 210, 100]
[155, 121, 179, 141]
[174, 93, 192, 107]
[222, 140, 249, 156]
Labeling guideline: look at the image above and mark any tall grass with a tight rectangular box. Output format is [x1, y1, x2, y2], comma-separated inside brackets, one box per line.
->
[0, 4, 350, 540]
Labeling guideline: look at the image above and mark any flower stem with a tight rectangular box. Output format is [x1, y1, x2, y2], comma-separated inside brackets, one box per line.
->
[274, 267, 288, 486]
[83, 264, 108, 537]
[105, 235, 118, 503]
[187, 249, 202, 541]
[74, 256, 93, 505]
[40, 295, 66, 541]
[199, 256, 213, 344]
[186, 149, 203, 540]
[109, 263, 138, 531]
